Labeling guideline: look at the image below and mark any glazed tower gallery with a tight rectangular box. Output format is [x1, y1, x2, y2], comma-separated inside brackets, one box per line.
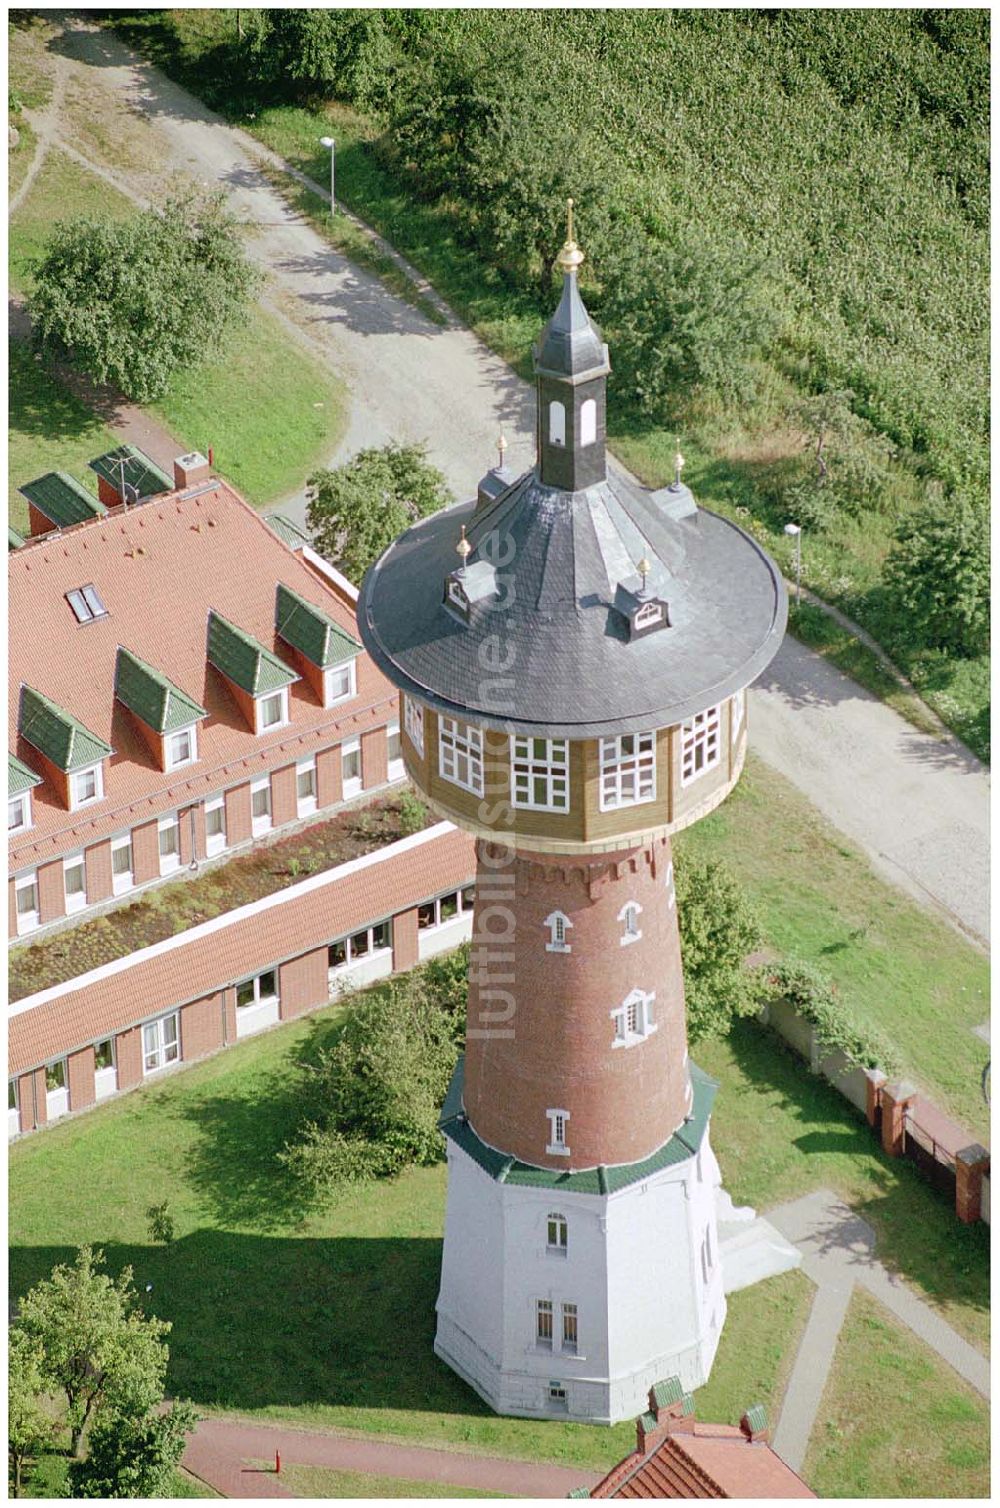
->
[359, 210, 787, 1425]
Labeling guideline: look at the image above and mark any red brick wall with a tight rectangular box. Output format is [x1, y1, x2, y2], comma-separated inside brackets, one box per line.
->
[132, 819, 160, 885]
[361, 726, 388, 790]
[29, 1068, 47, 1129]
[16, 1071, 40, 1131]
[222, 986, 237, 1045]
[178, 804, 199, 867]
[225, 783, 252, 847]
[316, 746, 342, 809]
[392, 906, 420, 972]
[180, 994, 225, 1061]
[190, 802, 207, 865]
[116, 1027, 144, 1090]
[227, 680, 259, 733]
[85, 840, 114, 904]
[67, 1046, 95, 1111]
[37, 858, 66, 926]
[279, 947, 328, 1019]
[271, 764, 298, 829]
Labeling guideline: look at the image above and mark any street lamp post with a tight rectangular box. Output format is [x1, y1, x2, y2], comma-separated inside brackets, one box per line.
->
[784, 522, 802, 604]
[319, 136, 336, 216]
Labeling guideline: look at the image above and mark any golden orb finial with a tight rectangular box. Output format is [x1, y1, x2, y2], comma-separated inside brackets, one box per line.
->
[456, 524, 472, 565]
[637, 556, 652, 592]
[497, 431, 507, 468]
[555, 197, 585, 274]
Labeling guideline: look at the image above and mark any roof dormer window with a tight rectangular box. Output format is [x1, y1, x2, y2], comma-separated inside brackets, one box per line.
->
[70, 763, 104, 810]
[257, 688, 289, 733]
[635, 600, 663, 629]
[165, 725, 198, 770]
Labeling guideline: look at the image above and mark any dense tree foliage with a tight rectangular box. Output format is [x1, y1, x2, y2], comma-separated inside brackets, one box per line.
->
[307, 441, 452, 584]
[8, 1331, 51, 1497]
[884, 490, 990, 658]
[675, 854, 765, 1043]
[67, 1401, 198, 1499]
[28, 190, 260, 401]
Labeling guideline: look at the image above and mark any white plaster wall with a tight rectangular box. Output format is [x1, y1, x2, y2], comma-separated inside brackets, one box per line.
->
[435, 1143, 507, 1391]
[328, 947, 393, 998]
[418, 913, 473, 961]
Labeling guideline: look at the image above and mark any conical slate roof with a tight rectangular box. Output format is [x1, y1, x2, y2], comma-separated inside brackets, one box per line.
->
[358, 458, 786, 739]
[534, 273, 609, 380]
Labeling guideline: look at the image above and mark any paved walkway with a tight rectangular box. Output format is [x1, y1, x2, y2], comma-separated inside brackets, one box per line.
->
[768, 1189, 989, 1472]
[20, 14, 992, 955]
[182, 1416, 600, 1499]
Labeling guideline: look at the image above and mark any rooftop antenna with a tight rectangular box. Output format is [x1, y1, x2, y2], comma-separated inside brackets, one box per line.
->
[116, 453, 141, 508]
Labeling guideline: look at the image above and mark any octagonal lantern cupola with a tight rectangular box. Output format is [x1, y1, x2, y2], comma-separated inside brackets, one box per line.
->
[534, 199, 610, 493]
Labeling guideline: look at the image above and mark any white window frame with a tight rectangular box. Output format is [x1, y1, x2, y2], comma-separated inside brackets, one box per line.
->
[681, 705, 721, 787]
[8, 1079, 19, 1139]
[255, 687, 289, 734]
[250, 776, 272, 835]
[142, 1012, 180, 1076]
[165, 724, 198, 771]
[404, 695, 424, 756]
[66, 583, 107, 623]
[111, 833, 134, 894]
[731, 687, 746, 748]
[158, 812, 182, 874]
[204, 795, 226, 857]
[580, 397, 597, 447]
[439, 717, 483, 796]
[324, 659, 357, 708]
[546, 1108, 570, 1157]
[386, 720, 405, 782]
[417, 886, 475, 932]
[296, 759, 318, 818]
[665, 858, 676, 910]
[634, 600, 663, 629]
[44, 1058, 69, 1121]
[15, 872, 40, 934]
[562, 1302, 579, 1355]
[549, 400, 566, 447]
[611, 988, 657, 1049]
[544, 909, 573, 954]
[8, 792, 31, 832]
[599, 732, 656, 811]
[236, 970, 279, 1012]
[511, 736, 569, 812]
[94, 1038, 117, 1101]
[63, 852, 87, 914]
[618, 900, 642, 946]
[327, 918, 392, 976]
[341, 738, 362, 799]
[547, 1213, 568, 1255]
[536, 1299, 554, 1349]
[70, 762, 104, 811]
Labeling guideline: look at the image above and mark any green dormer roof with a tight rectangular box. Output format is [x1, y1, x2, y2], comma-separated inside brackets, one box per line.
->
[19, 472, 106, 528]
[8, 525, 26, 550]
[115, 649, 207, 734]
[9, 752, 42, 795]
[743, 1403, 768, 1434]
[275, 583, 360, 670]
[651, 1377, 684, 1410]
[89, 445, 172, 501]
[19, 686, 112, 773]
[207, 611, 298, 697]
[266, 513, 310, 551]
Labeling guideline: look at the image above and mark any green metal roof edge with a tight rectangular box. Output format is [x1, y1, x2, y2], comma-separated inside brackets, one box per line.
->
[8, 524, 26, 549]
[8, 752, 42, 794]
[115, 648, 207, 734]
[266, 513, 311, 551]
[275, 582, 360, 669]
[440, 1056, 718, 1196]
[207, 610, 299, 696]
[88, 445, 172, 498]
[651, 1375, 684, 1409]
[19, 685, 112, 772]
[19, 470, 106, 526]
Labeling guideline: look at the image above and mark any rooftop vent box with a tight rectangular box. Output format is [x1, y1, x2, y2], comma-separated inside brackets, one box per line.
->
[614, 578, 671, 641]
[173, 452, 211, 490]
[443, 560, 497, 623]
[476, 465, 514, 512]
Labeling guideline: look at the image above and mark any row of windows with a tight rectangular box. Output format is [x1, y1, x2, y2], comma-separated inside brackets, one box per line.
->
[407, 698, 744, 813]
[548, 398, 597, 449]
[12, 728, 405, 935]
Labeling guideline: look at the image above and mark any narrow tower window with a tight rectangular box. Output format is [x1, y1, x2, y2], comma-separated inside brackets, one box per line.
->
[404, 694, 424, 756]
[611, 989, 656, 1048]
[544, 910, 573, 953]
[618, 901, 642, 945]
[547, 1213, 568, 1253]
[546, 1108, 570, 1156]
[731, 688, 746, 748]
[549, 401, 566, 447]
[438, 716, 484, 796]
[599, 732, 656, 810]
[681, 706, 721, 786]
[580, 398, 597, 446]
[512, 736, 569, 811]
[562, 1303, 579, 1354]
[536, 1299, 554, 1348]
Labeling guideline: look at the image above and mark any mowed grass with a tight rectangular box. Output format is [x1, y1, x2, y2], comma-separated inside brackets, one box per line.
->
[804, 1290, 990, 1497]
[677, 753, 989, 1137]
[8, 144, 346, 511]
[9, 977, 987, 1481]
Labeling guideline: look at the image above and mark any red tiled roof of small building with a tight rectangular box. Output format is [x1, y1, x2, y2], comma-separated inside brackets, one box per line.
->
[587, 1386, 814, 1500]
[8, 480, 394, 869]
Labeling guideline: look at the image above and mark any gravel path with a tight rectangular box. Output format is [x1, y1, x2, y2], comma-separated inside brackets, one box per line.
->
[30, 14, 991, 953]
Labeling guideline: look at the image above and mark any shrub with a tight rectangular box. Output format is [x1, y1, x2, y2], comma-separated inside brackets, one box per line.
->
[884, 487, 989, 657]
[396, 790, 428, 837]
[675, 854, 765, 1043]
[67, 1401, 198, 1499]
[763, 958, 900, 1074]
[307, 441, 452, 584]
[145, 1202, 175, 1246]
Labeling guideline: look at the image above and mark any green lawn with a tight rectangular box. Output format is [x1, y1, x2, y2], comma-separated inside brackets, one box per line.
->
[24, 1446, 215, 1500]
[804, 1290, 989, 1498]
[268, 1464, 503, 1498]
[678, 754, 989, 1137]
[9, 971, 987, 1479]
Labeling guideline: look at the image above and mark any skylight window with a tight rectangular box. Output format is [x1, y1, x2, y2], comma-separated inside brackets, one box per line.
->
[66, 584, 108, 624]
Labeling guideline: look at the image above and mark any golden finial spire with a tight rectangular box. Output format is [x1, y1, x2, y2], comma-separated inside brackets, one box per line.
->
[637, 556, 652, 593]
[456, 523, 472, 567]
[674, 439, 685, 488]
[555, 197, 585, 274]
[497, 431, 507, 469]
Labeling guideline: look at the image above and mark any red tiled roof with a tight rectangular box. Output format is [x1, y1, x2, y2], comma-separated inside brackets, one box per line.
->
[9, 482, 394, 870]
[595, 1423, 814, 1500]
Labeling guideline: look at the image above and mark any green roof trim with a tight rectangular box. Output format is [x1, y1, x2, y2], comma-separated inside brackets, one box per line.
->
[207, 611, 298, 697]
[640, 1410, 658, 1433]
[19, 471, 106, 528]
[275, 583, 360, 670]
[9, 752, 42, 795]
[115, 649, 207, 734]
[567, 1488, 592, 1499]
[744, 1402, 768, 1433]
[266, 513, 311, 551]
[440, 1058, 718, 1196]
[651, 1376, 684, 1410]
[19, 686, 112, 773]
[88, 445, 172, 501]
[8, 525, 26, 550]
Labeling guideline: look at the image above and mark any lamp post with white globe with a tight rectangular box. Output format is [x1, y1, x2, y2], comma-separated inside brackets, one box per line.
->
[784, 521, 802, 603]
[319, 136, 336, 217]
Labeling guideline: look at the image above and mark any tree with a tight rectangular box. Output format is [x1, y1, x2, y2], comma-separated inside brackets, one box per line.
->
[307, 442, 452, 583]
[14, 1247, 170, 1457]
[786, 389, 896, 528]
[884, 488, 989, 657]
[28, 190, 261, 402]
[67, 1401, 198, 1499]
[675, 854, 764, 1043]
[8, 1330, 52, 1497]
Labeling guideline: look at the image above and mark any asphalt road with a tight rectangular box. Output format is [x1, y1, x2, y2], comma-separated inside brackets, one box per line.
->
[43, 15, 992, 950]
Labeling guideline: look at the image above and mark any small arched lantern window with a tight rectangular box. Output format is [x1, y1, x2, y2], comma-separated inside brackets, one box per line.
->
[580, 398, 597, 447]
[549, 400, 566, 447]
[634, 600, 663, 629]
[547, 1212, 568, 1253]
